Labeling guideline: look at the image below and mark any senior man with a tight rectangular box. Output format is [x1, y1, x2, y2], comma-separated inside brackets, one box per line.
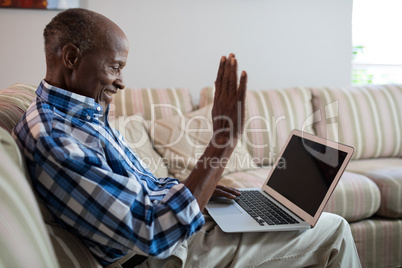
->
[13, 8, 361, 268]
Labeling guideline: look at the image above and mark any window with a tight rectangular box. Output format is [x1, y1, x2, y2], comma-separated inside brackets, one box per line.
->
[352, 0, 402, 85]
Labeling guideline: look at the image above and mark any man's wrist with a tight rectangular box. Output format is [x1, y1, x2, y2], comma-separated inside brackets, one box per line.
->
[209, 135, 239, 149]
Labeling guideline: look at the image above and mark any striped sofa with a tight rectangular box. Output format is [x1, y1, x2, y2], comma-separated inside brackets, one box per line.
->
[0, 83, 401, 267]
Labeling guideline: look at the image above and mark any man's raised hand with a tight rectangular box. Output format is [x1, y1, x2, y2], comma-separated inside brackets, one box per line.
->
[212, 54, 247, 147]
[182, 54, 247, 210]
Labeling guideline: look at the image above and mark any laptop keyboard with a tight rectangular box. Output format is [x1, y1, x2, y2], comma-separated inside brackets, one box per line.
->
[235, 190, 299, 226]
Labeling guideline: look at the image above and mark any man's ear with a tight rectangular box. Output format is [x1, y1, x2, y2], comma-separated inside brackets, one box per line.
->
[62, 43, 81, 69]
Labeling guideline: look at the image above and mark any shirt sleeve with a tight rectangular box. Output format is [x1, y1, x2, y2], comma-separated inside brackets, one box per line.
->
[32, 133, 205, 261]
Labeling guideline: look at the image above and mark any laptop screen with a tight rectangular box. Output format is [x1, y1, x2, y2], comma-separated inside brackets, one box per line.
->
[266, 135, 348, 217]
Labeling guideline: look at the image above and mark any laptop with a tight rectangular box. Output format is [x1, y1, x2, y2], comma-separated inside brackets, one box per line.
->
[205, 129, 354, 233]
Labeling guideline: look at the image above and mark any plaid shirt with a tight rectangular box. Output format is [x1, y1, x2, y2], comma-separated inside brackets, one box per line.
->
[12, 81, 204, 265]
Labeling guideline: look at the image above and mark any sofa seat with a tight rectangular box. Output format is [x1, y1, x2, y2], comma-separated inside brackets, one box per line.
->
[347, 158, 402, 218]
[324, 171, 381, 222]
[350, 217, 402, 268]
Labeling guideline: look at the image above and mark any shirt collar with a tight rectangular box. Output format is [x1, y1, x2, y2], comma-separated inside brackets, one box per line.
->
[36, 80, 105, 121]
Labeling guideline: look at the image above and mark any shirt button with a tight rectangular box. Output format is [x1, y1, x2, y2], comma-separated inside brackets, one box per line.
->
[96, 106, 101, 111]
[86, 115, 91, 120]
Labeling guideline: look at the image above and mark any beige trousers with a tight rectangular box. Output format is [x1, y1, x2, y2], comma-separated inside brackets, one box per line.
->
[138, 212, 361, 268]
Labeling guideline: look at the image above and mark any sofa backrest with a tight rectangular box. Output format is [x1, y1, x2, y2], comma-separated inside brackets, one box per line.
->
[0, 83, 37, 133]
[110, 87, 194, 120]
[311, 85, 402, 160]
[201, 84, 402, 162]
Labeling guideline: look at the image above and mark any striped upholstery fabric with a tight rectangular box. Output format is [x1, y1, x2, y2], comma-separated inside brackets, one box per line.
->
[350, 218, 402, 268]
[199, 87, 315, 165]
[311, 85, 402, 160]
[0, 127, 59, 268]
[0, 83, 36, 133]
[348, 158, 402, 218]
[150, 104, 254, 180]
[109, 115, 169, 178]
[199, 86, 216, 108]
[324, 171, 381, 222]
[110, 87, 194, 120]
[218, 167, 271, 189]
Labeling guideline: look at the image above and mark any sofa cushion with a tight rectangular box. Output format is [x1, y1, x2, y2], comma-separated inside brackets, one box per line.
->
[199, 86, 215, 108]
[199, 87, 315, 165]
[111, 87, 194, 120]
[0, 127, 59, 268]
[350, 218, 402, 268]
[47, 225, 102, 268]
[0, 83, 36, 133]
[324, 171, 381, 222]
[216, 167, 271, 189]
[311, 85, 402, 160]
[150, 104, 254, 180]
[109, 115, 169, 178]
[347, 158, 402, 218]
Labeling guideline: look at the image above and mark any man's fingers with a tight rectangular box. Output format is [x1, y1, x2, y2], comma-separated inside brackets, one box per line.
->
[215, 56, 226, 89]
[212, 53, 247, 138]
[236, 71, 247, 136]
[238, 71, 247, 103]
[222, 54, 232, 97]
[214, 56, 226, 104]
[215, 53, 236, 94]
[216, 185, 241, 196]
[213, 188, 238, 199]
[229, 57, 238, 95]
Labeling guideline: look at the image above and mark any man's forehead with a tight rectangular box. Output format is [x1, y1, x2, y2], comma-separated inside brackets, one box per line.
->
[99, 19, 129, 49]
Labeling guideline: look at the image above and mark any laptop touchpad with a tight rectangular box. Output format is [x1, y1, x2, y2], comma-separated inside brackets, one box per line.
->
[207, 201, 243, 215]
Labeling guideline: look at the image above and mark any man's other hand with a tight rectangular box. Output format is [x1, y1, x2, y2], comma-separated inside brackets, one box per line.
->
[212, 185, 241, 200]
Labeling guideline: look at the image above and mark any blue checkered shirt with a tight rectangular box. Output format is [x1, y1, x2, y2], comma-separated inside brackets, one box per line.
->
[12, 80, 205, 265]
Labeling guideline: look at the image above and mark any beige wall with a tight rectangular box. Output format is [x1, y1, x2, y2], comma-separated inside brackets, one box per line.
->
[0, 0, 352, 104]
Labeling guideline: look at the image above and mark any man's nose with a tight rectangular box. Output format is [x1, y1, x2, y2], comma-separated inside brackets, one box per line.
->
[114, 76, 125, 90]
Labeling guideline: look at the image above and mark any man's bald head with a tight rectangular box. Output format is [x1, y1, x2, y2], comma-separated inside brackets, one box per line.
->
[44, 8, 119, 62]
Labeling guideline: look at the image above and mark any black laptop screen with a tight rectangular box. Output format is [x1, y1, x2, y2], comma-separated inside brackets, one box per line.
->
[266, 135, 348, 217]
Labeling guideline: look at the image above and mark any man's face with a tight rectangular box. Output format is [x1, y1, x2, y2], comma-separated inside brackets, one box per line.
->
[71, 29, 129, 110]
